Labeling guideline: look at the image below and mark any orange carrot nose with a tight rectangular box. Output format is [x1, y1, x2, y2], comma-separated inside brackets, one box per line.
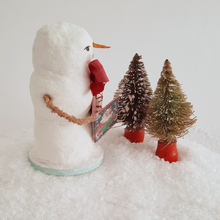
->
[93, 42, 111, 49]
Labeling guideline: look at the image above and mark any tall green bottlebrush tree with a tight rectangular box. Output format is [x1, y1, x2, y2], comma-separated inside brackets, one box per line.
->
[115, 53, 153, 131]
[144, 59, 197, 143]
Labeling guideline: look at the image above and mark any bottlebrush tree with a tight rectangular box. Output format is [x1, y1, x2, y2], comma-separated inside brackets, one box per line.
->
[144, 59, 197, 144]
[115, 53, 153, 132]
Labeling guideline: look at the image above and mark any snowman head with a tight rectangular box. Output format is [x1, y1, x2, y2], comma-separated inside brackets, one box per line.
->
[32, 22, 96, 76]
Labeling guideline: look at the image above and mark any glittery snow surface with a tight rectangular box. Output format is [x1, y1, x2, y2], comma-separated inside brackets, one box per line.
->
[0, 125, 220, 220]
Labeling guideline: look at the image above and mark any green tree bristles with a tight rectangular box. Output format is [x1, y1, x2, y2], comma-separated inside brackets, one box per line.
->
[144, 59, 197, 143]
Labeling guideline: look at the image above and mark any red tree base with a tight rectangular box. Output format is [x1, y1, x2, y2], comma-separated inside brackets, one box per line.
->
[156, 141, 178, 163]
[124, 128, 145, 143]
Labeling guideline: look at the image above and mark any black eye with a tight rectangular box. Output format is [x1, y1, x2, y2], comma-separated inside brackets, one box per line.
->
[84, 46, 90, 51]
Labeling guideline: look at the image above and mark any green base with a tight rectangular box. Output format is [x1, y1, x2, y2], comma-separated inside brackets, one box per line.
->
[28, 155, 104, 176]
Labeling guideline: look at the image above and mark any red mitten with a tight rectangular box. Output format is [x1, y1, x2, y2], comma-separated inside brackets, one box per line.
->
[89, 59, 109, 96]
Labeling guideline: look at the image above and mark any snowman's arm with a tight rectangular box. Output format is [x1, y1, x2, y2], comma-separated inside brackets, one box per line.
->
[43, 94, 96, 125]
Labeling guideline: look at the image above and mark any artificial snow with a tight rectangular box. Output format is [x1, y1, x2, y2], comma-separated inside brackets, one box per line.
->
[0, 125, 220, 220]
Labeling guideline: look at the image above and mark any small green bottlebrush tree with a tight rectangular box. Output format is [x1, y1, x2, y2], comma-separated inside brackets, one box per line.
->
[144, 59, 197, 144]
[115, 53, 153, 132]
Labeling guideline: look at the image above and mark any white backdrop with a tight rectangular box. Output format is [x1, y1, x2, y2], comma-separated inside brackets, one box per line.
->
[1, 0, 220, 134]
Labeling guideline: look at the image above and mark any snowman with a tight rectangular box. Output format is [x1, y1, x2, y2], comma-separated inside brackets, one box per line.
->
[29, 22, 109, 175]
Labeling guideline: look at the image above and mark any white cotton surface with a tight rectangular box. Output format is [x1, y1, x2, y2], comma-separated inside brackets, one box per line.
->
[31, 22, 94, 119]
[1, 126, 220, 220]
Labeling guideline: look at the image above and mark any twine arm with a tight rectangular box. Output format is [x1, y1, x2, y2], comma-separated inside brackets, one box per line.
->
[43, 94, 96, 125]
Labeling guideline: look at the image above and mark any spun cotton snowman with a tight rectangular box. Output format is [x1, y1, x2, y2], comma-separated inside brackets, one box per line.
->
[29, 22, 109, 175]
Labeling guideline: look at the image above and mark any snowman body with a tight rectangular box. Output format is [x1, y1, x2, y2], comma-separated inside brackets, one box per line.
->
[29, 22, 103, 175]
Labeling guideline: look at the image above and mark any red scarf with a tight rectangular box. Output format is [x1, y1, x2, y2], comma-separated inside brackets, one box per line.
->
[89, 59, 109, 96]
